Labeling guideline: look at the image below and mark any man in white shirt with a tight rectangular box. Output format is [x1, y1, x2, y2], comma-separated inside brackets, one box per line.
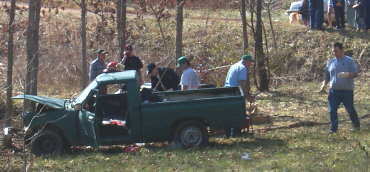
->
[177, 56, 200, 90]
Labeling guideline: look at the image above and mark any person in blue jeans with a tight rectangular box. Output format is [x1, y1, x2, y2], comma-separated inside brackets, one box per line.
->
[320, 42, 361, 133]
[309, 0, 324, 29]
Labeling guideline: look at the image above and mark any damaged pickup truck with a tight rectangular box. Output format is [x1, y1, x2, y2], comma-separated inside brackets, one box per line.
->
[7, 70, 249, 156]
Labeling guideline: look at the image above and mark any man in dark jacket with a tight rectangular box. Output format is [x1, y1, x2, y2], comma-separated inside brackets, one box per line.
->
[147, 63, 180, 91]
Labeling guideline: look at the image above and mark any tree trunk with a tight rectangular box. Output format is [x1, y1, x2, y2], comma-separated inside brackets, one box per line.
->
[5, 0, 16, 126]
[116, 0, 127, 60]
[25, 0, 42, 112]
[80, 0, 88, 89]
[175, 0, 184, 59]
[240, 0, 248, 53]
[266, 0, 277, 49]
[255, 0, 269, 91]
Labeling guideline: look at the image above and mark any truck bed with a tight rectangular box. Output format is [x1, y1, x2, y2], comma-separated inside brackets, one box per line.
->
[154, 87, 242, 102]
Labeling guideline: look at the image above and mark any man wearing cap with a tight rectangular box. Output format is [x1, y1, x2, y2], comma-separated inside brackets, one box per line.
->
[320, 42, 361, 133]
[177, 56, 200, 90]
[225, 54, 254, 101]
[147, 63, 180, 91]
[120, 45, 144, 84]
[89, 49, 108, 81]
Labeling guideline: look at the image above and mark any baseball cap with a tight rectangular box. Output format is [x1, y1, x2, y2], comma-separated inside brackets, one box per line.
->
[241, 54, 255, 62]
[147, 63, 156, 75]
[96, 49, 108, 55]
[177, 56, 188, 67]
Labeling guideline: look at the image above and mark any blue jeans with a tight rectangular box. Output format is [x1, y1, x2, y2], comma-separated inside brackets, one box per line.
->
[309, 0, 324, 29]
[328, 89, 360, 132]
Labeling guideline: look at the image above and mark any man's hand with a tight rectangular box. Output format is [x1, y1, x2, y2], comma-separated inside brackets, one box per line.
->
[319, 81, 327, 93]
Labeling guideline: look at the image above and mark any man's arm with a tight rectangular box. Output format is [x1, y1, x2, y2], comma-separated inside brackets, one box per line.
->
[320, 71, 330, 92]
[89, 63, 96, 81]
[239, 74, 253, 102]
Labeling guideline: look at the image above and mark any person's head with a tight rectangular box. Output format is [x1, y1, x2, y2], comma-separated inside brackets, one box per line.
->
[177, 56, 191, 70]
[241, 54, 255, 67]
[147, 63, 159, 77]
[124, 44, 134, 56]
[96, 49, 108, 61]
[333, 42, 345, 58]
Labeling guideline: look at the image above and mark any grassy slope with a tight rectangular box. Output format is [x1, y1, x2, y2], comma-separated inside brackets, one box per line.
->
[30, 78, 369, 172]
[1, 5, 370, 172]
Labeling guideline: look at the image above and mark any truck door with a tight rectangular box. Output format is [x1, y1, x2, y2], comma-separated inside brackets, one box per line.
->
[79, 110, 99, 147]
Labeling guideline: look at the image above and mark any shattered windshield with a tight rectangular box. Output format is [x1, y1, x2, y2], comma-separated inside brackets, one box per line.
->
[73, 80, 97, 105]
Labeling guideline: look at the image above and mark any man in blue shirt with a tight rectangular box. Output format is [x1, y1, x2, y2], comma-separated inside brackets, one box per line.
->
[225, 54, 254, 101]
[89, 49, 108, 81]
[320, 42, 360, 133]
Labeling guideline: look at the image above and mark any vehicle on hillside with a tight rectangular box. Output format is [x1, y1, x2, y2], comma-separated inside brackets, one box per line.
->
[5, 71, 249, 156]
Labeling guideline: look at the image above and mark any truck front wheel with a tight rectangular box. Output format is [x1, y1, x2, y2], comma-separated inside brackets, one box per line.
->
[173, 121, 208, 148]
[30, 129, 64, 156]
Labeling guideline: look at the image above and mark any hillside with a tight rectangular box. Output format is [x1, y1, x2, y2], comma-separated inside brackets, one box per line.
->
[0, 2, 370, 171]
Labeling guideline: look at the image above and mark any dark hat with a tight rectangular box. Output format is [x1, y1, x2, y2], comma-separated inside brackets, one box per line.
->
[241, 54, 255, 62]
[147, 63, 156, 75]
[125, 44, 133, 51]
[96, 49, 108, 55]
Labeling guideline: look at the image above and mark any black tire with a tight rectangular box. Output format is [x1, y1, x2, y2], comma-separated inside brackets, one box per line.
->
[30, 130, 64, 156]
[173, 120, 208, 148]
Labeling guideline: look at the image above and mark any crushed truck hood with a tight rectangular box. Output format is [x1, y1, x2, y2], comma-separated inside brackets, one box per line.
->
[12, 95, 66, 109]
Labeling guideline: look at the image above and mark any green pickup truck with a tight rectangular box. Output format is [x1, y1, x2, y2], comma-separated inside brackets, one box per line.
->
[8, 71, 248, 155]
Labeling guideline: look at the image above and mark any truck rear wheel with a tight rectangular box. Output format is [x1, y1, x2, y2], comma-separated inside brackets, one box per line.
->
[30, 129, 64, 156]
[173, 121, 208, 148]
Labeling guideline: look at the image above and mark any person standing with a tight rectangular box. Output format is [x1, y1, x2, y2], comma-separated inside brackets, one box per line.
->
[346, 0, 357, 28]
[364, 0, 370, 30]
[332, 0, 346, 29]
[320, 42, 361, 133]
[353, 0, 367, 31]
[147, 63, 180, 91]
[177, 56, 200, 91]
[309, 0, 325, 30]
[300, 0, 310, 26]
[120, 45, 144, 84]
[327, 0, 335, 28]
[89, 49, 108, 81]
[225, 54, 254, 101]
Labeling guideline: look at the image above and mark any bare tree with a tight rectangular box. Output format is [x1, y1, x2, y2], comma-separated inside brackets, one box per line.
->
[5, 0, 16, 126]
[266, 0, 277, 49]
[116, 0, 127, 59]
[240, 0, 248, 52]
[80, 0, 88, 88]
[25, 0, 42, 111]
[255, 0, 269, 91]
[175, 0, 184, 59]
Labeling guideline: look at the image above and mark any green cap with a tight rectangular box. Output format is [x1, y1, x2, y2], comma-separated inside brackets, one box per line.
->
[177, 56, 188, 67]
[241, 54, 254, 62]
[96, 49, 108, 55]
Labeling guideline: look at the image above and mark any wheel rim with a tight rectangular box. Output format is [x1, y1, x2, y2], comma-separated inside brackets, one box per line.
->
[180, 126, 203, 147]
[38, 135, 58, 154]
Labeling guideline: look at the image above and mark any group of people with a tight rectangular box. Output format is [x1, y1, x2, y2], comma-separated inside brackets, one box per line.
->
[90, 41, 361, 134]
[300, 0, 370, 30]
[89, 44, 255, 97]
[88, 45, 203, 93]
